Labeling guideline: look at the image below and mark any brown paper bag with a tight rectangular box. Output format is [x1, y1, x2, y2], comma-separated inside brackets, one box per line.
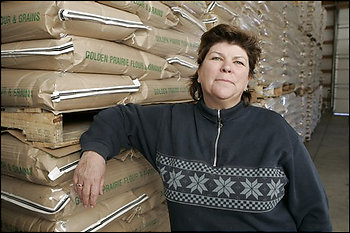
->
[1, 202, 171, 232]
[98, 1, 179, 29]
[1, 35, 180, 80]
[206, 1, 239, 22]
[1, 205, 57, 232]
[99, 202, 170, 232]
[170, 6, 207, 37]
[161, 1, 207, 19]
[1, 130, 80, 186]
[201, 12, 231, 30]
[1, 1, 148, 43]
[1, 69, 140, 114]
[166, 55, 198, 78]
[121, 26, 199, 59]
[1, 171, 165, 231]
[1, 151, 161, 221]
[123, 78, 193, 105]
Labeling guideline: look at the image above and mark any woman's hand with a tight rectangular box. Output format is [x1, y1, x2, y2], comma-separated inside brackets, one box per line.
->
[73, 150, 106, 208]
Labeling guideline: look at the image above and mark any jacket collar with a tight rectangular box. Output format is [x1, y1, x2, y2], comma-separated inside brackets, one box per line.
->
[197, 98, 246, 123]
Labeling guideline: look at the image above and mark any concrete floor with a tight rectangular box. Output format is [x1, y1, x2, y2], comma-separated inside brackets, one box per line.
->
[304, 112, 349, 232]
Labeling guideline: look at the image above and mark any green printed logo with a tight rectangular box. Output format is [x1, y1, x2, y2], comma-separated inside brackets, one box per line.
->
[1, 87, 33, 98]
[85, 51, 161, 72]
[2, 12, 41, 25]
[147, 63, 161, 72]
[103, 179, 123, 193]
[130, 59, 147, 70]
[103, 168, 156, 193]
[123, 172, 139, 184]
[75, 196, 81, 205]
[1, 16, 11, 25]
[155, 35, 199, 50]
[86, 51, 108, 63]
[18, 12, 40, 23]
[1, 161, 33, 176]
[109, 56, 129, 66]
[154, 87, 188, 95]
[133, 1, 164, 17]
[139, 167, 156, 177]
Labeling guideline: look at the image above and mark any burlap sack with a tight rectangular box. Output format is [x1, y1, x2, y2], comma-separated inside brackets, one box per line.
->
[1, 172, 166, 232]
[1, 130, 80, 186]
[98, 1, 179, 29]
[1, 1, 148, 44]
[166, 55, 198, 78]
[121, 26, 199, 59]
[123, 78, 193, 105]
[1, 150, 161, 221]
[1, 69, 140, 114]
[1, 35, 180, 80]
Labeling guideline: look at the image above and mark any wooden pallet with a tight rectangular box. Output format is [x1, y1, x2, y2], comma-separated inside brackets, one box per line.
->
[1, 107, 95, 148]
[254, 85, 283, 98]
[282, 83, 296, 95]
[253, 82, 298, 99]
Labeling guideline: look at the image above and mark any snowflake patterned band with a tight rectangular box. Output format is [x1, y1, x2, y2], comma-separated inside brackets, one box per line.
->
[156, 153, 288, 213]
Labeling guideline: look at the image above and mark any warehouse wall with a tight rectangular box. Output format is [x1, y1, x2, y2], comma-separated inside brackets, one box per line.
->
[321, 1, 349, 115]
[332, 7, 349, 115]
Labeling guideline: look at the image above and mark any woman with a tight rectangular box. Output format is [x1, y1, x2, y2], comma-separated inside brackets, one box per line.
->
[74, 24, 332, 231]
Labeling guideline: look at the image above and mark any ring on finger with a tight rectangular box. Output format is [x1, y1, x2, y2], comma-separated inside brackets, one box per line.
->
[76, 183, 83, 188]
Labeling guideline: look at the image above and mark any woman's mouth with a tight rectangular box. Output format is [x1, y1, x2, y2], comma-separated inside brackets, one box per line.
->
[216, 79, 234, 84]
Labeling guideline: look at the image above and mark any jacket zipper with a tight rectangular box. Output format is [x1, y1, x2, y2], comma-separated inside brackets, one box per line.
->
[213, 109, 223, 167]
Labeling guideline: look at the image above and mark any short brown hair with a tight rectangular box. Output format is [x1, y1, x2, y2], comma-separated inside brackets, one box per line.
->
[189, 24, 261, 105]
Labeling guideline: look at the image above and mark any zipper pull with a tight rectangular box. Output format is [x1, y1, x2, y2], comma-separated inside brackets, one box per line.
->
[213, 110, 222, 167]
[218, 119, 223, 128]
[218, 110, 223, 128]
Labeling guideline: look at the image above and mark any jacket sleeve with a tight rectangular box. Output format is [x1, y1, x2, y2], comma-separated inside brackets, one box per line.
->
[80, 103, 165, 167]
[284, 128, 332, 231]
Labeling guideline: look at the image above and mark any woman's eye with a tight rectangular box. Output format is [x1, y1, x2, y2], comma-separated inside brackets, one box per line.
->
[234, 61, 245, 65]
[212, 57, 222, 61]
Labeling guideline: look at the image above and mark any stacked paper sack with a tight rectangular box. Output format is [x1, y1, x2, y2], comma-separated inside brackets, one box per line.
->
[0, 0, 211, 231]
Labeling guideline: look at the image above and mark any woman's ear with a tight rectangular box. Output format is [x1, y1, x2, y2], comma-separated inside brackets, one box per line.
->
[197, 71, 201, 83]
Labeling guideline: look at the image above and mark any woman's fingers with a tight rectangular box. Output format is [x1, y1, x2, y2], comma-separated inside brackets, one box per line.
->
[73, 151, 106, 207]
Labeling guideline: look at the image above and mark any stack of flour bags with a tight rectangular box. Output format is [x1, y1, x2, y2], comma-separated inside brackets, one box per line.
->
[0, 1, 210, 231]
[1, 1, 200, 112]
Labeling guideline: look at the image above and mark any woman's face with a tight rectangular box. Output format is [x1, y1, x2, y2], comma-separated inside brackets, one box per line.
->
[198, 41, 250, 109]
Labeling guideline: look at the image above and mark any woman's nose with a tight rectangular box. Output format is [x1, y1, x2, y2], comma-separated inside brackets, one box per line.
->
[221, 64, 231, 73]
